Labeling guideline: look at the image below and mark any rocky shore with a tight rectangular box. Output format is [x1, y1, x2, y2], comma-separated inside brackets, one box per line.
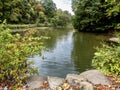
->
[25, 70, 120, 90]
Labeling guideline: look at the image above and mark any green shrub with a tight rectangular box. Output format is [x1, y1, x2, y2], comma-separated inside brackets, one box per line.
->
[92, 40, 120, 76]
[0, 24, 46, 85]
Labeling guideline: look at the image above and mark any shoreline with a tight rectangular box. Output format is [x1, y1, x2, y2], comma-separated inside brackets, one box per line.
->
[0, 70, 120, 89]
[26, 70, 120, 90]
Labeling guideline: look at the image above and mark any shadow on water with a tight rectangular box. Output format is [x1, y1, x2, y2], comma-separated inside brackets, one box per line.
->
[29, 28, 109, 77]
[71, 32, 102, 72]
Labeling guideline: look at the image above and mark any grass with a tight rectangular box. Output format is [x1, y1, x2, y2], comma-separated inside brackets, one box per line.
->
[0, 23, 73, 33]
[6, 24, 36, 29]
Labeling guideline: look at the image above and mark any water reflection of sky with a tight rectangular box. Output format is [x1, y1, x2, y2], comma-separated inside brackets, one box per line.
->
[29, 31, 78, 77]
[29, 29, 105, 78]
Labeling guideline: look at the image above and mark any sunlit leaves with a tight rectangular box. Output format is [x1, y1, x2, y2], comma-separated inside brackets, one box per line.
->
[92, 40, 120, 76]
[0, 24, 46, 85]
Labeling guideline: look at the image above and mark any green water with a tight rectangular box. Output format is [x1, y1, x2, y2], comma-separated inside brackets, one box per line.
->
[29, 27, 108, 77]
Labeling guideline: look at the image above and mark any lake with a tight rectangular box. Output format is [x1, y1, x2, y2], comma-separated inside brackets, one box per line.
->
[29, 27, 108, 77]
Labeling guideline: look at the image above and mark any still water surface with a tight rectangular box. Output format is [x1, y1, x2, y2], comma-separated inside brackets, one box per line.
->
[29, 28, 107, 77]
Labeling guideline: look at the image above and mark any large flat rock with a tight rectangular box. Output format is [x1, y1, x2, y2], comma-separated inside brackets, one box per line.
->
[79, 70, 110, 86]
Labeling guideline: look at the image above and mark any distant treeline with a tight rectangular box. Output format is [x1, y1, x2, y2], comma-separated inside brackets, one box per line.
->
[0, 0, 71, 27]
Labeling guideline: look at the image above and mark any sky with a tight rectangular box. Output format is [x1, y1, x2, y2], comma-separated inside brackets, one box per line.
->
[52, 0, 74, 14]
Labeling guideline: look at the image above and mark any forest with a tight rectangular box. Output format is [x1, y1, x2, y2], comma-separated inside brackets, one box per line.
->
[72, 0, 120, 32]
[0, 0, 71, 27]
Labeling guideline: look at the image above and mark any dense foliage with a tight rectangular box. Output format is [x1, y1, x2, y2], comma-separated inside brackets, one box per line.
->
[0, 23, 46, 86]
[0, 0, 38, 23]
[92, 39, 120, 76]
[41, 0, 56, 18]
[72, 0, 120, 31]
[51, 9, 71, 27]
[0, 0, 71, 27]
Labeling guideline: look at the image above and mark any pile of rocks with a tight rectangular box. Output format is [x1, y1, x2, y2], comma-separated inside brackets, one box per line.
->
[26, 70, 112, 90]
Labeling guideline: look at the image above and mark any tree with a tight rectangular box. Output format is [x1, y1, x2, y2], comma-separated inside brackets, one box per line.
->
[72, 0, 120, 32]
[40, 0, 56, 18]
[72, 0, 103, 31]
[105, 0, 120, 30]
[18, 0, 37, 24]
[0, 0, 71, 27]
[72, 0, 78, 12]
[34, 1, 47, 24]
[8, 0, 22, 23]
[0, 0, 40, 24]
[51, 9, 71, 27]
[0, 0, 14, 22]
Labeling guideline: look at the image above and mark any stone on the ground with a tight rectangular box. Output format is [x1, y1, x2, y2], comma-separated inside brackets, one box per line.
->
[47, 76, 64, 90]
[26, 75, 47, 90]
[66, 74, 86, 84]
[109, 37, 119, 43]
[80, 81, 93, 90]
[79, 70, 110, 86]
